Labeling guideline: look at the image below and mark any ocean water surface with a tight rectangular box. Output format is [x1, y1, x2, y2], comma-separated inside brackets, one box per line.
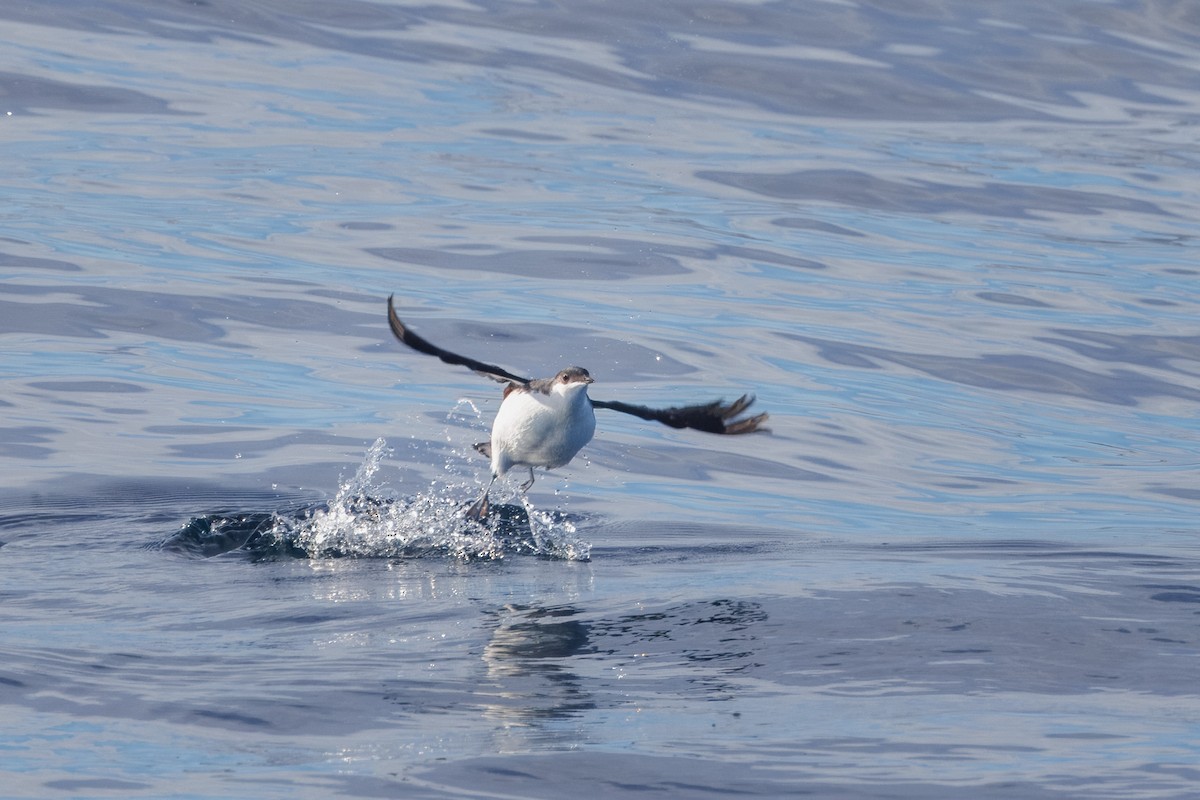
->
[3, 1, 1199, 797]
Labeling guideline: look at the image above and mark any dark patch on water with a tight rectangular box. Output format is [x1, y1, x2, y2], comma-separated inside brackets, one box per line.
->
[163, 496, 581, 561]
[697, 168, 1171, 219]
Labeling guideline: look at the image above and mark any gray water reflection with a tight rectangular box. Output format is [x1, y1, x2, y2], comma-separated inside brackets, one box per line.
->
[698, 168, 1171, 219]
[785, 331, 1200, 406]
[7, 1, 1199, 123]
[372, 235, 824, 280]
[0, 71, 180, 115]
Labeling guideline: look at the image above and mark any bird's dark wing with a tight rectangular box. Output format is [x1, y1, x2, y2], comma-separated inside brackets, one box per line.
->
[387, 295, 530, 386]
[591, 394, 768, 435]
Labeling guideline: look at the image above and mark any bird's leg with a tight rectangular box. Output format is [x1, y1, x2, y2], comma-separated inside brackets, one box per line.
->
[465, 474, 497, 522]
[516, 468, 544, 551]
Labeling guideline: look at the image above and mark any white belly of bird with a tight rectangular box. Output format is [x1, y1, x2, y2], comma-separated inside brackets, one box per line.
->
[490, 389, 596, 476]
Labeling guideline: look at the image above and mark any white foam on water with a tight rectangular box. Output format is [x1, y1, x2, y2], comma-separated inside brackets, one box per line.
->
[276, 438, 591, 561]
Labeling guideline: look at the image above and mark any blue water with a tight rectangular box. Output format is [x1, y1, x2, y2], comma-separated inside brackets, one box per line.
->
[3, 1, 1200, 797]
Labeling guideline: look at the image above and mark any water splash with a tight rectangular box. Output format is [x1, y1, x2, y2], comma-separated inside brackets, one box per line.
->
[166, 438, 591, 561]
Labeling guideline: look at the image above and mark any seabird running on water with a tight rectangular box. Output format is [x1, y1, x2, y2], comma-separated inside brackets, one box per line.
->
[386, 295, 768, 520]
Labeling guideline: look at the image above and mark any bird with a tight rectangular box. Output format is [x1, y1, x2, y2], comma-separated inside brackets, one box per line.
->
[386, 295, 768, 521]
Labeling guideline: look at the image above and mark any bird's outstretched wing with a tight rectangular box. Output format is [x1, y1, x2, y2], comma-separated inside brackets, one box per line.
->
[388, 295, 530, 386]
[388, 295, 768, 435]
[591, 394, 768, 435]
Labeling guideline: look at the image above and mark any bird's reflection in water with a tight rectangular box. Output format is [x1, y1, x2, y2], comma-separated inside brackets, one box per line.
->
[478, 604, 595, 739]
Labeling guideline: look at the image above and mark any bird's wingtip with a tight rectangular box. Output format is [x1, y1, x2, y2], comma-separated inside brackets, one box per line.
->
[726, 411, 770, 435]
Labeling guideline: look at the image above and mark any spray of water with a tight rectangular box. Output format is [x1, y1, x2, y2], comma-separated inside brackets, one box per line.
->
[263, 438, 591, 561]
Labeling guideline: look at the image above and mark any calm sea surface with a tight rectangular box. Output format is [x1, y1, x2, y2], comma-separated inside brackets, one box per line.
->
[3, 1, 1199, 797]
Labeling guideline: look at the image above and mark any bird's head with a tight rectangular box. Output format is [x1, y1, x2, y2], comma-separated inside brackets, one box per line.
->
[552, 366, 594, 395]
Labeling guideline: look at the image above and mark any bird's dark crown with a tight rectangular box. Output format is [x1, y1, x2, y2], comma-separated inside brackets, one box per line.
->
[524, 366, 593, 394]
[554, 366, 592, 384]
